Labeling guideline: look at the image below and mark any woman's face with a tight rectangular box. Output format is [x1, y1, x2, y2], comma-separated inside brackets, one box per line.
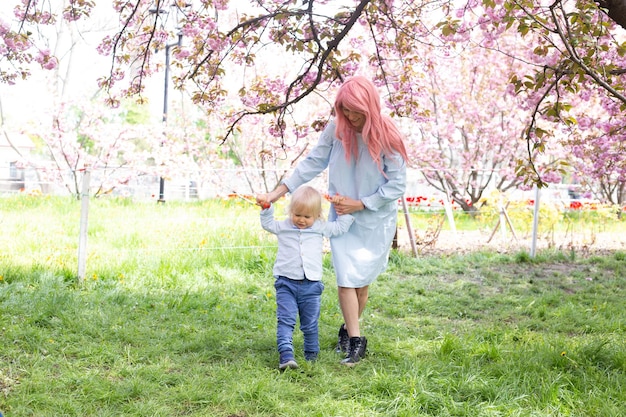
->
[341, 106, 365, 132]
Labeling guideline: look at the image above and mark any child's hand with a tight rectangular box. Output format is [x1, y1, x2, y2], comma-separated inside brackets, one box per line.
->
[326, 193, 346, 205]
[256, 194, 271, 209]
[331, 194, 364, 215]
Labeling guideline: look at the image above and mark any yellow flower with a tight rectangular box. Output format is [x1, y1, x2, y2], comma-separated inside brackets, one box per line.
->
[561, 351, 567, 356]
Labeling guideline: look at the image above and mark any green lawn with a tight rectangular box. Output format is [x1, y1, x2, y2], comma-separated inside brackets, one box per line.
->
[1, 196, 625, 416]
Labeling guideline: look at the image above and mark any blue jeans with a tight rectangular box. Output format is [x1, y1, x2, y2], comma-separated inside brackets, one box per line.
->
[275, 276, 324, 354]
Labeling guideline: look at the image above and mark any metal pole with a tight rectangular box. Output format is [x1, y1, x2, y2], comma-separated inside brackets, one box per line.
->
[157, 33, 183, 204]
[157, 44, 170, 204]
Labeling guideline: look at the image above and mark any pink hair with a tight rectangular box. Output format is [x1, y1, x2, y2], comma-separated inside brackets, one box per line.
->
[333, 76, 408, 171]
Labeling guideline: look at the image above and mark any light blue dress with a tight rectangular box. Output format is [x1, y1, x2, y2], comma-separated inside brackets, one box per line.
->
[282, 120, 407, 288]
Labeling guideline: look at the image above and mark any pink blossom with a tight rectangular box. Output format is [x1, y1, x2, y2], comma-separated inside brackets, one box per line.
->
[35, 49, 58, 70]
[0, 19, 9, 35]
[174, 49, 191, 59]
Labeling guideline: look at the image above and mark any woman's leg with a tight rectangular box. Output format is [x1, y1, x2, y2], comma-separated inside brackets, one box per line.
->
[356, 286, 369, 317]
[338, 285, 369, 337]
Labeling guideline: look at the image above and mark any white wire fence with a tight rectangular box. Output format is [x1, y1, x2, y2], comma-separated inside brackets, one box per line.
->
[0, 163, 586, 202]
[2, 167, 625, 282]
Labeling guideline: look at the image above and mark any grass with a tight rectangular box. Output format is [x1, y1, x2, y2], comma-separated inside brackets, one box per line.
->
[1, 195, 625, 416]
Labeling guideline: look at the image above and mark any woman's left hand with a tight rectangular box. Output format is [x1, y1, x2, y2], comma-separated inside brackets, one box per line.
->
[332, 195, 365, 215]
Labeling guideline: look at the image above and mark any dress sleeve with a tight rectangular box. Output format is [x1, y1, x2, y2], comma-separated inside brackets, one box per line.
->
[360, 152, 407, 211]
[282, 123, 334, 192]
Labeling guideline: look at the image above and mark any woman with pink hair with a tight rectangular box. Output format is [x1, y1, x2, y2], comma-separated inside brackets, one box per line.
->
[258, 75, 408, 366]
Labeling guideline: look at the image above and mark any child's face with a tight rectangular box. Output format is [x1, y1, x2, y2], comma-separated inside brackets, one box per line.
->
[291, 208, 316, 229]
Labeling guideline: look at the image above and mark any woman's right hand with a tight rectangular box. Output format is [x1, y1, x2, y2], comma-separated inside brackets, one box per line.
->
[257, 184, 287, 208]
[257, 184, 289, 207]
[256, 194, 271, 209]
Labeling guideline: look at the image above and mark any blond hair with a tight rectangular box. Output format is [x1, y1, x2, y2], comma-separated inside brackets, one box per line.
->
[289, 186, 323, 219]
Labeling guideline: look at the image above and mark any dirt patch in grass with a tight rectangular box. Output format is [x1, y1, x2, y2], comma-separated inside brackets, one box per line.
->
[396, 228, 626, 258]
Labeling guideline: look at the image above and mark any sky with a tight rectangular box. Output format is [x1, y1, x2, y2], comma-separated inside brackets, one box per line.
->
[0, 0, 325, 128]
[0, 1, 168, 128]
[0, 0, 368, 138]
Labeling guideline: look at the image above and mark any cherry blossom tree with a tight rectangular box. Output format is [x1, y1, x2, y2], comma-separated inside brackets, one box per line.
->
[439, 0, 626, 201]
[3, 0, 626, 201]
[0, 0, 95, 84]
[22, 99, 159, 197]
[562, 89, 626, 205]
[406, 42, 565, 212]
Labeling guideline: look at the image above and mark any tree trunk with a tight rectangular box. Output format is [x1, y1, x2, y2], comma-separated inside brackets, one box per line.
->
[598, 0, 626, 29]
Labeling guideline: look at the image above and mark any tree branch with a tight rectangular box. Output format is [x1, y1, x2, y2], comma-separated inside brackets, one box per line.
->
[550, 1, 626, 106]
[218, 0, 371, 142]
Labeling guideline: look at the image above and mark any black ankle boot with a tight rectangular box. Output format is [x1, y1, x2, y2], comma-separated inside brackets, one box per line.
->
[341, 336, 367, 366]
[335, 324, 349, 353]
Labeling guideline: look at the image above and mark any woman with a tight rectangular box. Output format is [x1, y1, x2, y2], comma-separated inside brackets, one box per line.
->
[257, 75, 408, 366]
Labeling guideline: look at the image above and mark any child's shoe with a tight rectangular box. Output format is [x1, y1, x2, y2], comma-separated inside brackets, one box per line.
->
[304, 351, 318, 362]
[279, 351, 298, 370]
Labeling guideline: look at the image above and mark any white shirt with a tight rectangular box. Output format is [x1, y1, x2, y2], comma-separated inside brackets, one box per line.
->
[261, 205, 354, 281]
